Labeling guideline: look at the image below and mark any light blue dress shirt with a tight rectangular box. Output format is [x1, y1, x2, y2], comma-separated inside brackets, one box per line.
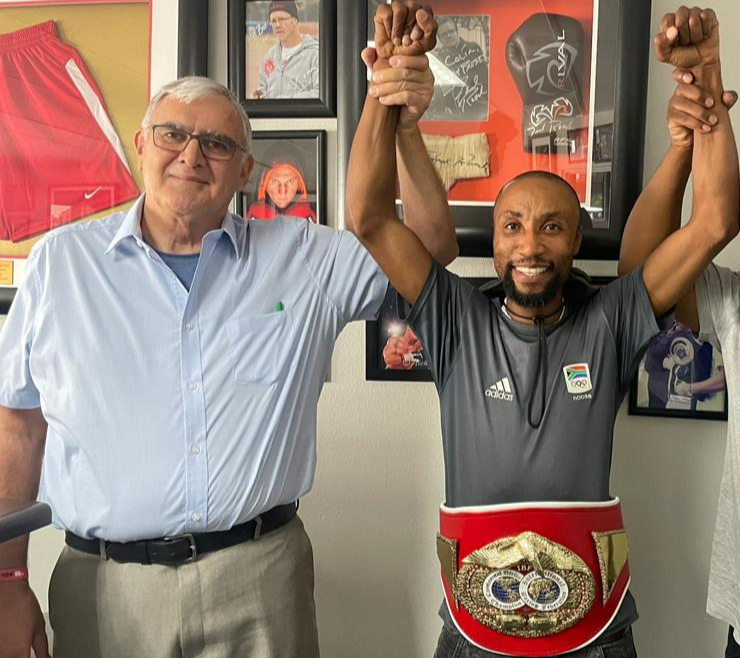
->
[0, 196, 387, 541]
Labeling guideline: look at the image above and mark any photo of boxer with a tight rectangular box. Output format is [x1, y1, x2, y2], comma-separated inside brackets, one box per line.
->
[631, 322, 727, 418]
[242, 131, 322, 224]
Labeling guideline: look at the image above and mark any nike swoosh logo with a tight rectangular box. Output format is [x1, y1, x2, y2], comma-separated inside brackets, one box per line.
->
[84, 187, 102, 200]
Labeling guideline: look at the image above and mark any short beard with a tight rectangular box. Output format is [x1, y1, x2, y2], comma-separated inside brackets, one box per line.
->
[502, 266, 563, 309]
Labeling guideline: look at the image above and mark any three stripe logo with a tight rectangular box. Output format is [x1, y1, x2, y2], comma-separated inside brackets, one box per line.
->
[484, 377, 514, 401]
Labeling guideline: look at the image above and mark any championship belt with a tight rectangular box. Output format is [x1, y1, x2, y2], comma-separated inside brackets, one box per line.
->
[437, 499, 629, 657]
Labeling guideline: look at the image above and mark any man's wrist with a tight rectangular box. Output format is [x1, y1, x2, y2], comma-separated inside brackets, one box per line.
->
[396, 121, 421, 137]
[691, 63, 723, 91]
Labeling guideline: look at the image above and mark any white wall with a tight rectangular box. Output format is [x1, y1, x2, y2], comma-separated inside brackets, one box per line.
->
[11, 1, 740, 656]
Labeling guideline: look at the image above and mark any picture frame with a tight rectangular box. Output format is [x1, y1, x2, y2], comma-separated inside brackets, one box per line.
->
[340, 0, 652, 259]
[236, 129, 326, 226]
[365, 273, 616, 382]
[629, 322, 729, 421]
[227, 0, 336, 118]
[366, 277, 488, 382]
[0, 0, 157, 307]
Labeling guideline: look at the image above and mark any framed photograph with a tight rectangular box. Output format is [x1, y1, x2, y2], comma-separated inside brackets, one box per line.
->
[236, 130, 326, 225]
[228, 0, 336, 118]
[341, 0, 651, 258]
[366, 277, 488, 382]
[629, 322, 728, 421]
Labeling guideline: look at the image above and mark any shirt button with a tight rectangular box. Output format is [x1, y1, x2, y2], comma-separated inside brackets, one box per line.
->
[191, 444, 201, 454]
[185, 322, 194, 331]
[191, 512, 201, 522]
[187, 382, 198, 391]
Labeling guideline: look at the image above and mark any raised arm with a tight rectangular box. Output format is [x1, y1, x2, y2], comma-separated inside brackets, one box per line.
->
[642, 9, 739, 319]
[345, 2, 440, 304]
[361, 45, 458, 266]
[0, 405, 51, 658]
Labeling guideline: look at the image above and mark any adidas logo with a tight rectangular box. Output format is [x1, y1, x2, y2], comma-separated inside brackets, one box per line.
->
[485, 377, 514, 401]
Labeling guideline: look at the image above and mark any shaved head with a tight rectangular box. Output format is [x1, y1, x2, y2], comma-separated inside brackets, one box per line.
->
[495, 171, 581, 227]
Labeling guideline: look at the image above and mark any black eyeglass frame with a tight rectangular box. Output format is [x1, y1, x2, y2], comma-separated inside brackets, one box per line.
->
[149, 124, 248, 161]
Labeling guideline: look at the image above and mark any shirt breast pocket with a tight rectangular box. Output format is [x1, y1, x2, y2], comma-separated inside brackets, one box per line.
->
[226, 311, 297, 386]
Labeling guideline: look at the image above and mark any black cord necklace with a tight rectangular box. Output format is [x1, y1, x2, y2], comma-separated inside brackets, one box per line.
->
[501, 298, 566, 325]
[501, 298, 565, 429]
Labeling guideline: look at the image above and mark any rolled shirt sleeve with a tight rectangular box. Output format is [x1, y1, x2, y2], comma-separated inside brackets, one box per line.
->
[0, 247, 42, 408]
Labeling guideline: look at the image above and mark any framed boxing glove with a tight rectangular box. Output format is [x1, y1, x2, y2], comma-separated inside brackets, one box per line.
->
[340, 0, 651, 261]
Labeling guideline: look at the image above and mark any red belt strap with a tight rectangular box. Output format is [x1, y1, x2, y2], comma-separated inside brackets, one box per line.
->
[438, 498, 630, 657]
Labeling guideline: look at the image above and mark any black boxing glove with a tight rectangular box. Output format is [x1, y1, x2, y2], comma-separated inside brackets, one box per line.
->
[506, 13, 585, 154]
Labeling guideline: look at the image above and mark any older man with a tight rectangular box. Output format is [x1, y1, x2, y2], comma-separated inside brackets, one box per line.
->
[0, 11, 453, 658]
[347, 4, 737, 656]
[254, 0, 319, 99]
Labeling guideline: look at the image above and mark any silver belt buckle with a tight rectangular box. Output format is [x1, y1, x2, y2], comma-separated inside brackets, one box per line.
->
[162, 533, 198, 563]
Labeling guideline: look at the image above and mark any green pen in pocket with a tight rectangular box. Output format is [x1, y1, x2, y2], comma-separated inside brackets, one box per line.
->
[275, 301, 285, 312]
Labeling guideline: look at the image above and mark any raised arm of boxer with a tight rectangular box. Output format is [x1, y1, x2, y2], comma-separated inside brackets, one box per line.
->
[619, 7, 738, 326]
[372, 48, 458, 265]
[362, 43, 457, 266]
[0, 406, 51, 658]
[626, 8, 739, 319]
[345, 2, 440, 304]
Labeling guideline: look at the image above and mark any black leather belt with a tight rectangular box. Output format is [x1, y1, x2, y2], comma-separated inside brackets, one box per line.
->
[65, 502, 297, 565]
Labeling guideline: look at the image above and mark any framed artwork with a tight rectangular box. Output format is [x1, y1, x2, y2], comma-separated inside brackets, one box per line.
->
[629, 322, 728, 421]
[236, 130, 326, 225]
[227, 0, 336, 118]
[0, 0, 155, 305]
[366, 277, 488, 382]
[341, 0, 651, 258]
[0, 0, 202, 310]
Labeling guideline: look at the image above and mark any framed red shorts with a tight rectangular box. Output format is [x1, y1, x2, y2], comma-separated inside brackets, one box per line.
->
[0, 20, 139, 243]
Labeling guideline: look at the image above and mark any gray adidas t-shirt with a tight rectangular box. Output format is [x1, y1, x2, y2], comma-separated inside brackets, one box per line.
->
[407, 263, 671, 642]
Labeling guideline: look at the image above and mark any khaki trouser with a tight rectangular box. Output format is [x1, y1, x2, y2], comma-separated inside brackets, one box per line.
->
[49, 516, 320, 658]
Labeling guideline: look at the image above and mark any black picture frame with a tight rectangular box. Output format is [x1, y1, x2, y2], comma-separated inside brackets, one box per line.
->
[235, 130, 326, 225]
[228, 0, 336, 118]
[629, 323, 729, 421]
[339, 0, 652, 259]
[366, 277, 489, 382]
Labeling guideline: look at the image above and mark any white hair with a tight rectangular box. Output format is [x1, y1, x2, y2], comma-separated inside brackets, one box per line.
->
[141, 76, 252, 158]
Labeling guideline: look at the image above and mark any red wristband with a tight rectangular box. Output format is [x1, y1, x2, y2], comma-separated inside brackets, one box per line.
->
[0, 567, 28, 582]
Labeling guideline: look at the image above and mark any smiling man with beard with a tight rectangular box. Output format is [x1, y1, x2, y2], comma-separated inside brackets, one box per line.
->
[346, 3, 738, 654]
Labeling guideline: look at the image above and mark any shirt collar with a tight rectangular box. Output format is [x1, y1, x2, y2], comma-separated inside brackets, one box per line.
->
[105, 194, 244, 258]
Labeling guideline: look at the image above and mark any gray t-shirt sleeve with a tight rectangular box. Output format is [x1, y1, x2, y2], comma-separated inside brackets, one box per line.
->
[596, 266, 674, 395]
[696, 263, 740, 344]
[406, 262, 475, 389]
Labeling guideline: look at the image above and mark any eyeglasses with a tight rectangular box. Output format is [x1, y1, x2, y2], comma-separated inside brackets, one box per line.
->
[150, 125, 246, 161]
